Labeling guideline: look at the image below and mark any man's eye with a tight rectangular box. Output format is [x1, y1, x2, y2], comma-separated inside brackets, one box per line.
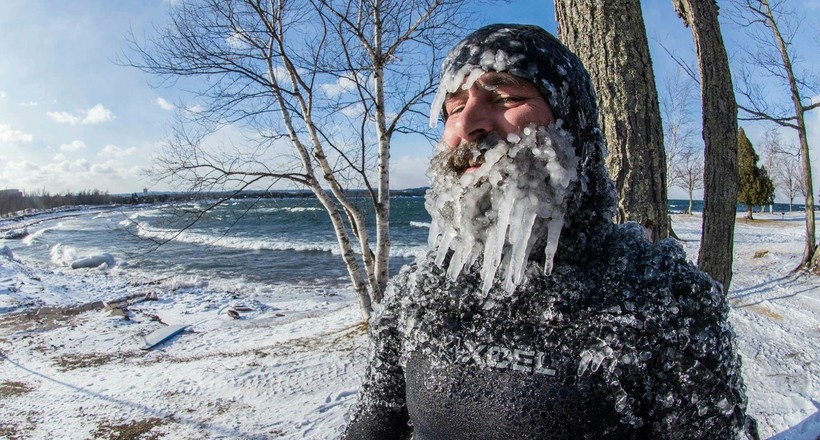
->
[447, 105, 465, 114]
[497, 96, 524, 104]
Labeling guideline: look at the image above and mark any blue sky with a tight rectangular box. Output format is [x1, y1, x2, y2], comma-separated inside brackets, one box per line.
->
[1, 0, 818, 201]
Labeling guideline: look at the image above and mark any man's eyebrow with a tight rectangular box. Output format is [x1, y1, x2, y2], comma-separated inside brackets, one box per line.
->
[444, 87, 468, 106]
[476, 72, 532, 88]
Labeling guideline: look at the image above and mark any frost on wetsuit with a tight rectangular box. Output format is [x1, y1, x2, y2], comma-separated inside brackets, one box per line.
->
[342, 24, 749, 440]
[343, 228, 747, 440]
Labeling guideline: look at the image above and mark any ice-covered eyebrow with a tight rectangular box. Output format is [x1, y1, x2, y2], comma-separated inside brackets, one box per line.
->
[444, 72, 535, 105]
[475, 72, 532, 89]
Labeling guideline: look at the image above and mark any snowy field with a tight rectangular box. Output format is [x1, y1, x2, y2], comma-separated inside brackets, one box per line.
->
[0, 211, 818, 439]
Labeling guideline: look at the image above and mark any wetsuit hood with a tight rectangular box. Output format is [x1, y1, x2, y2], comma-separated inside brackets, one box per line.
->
[431, 24, 618, 263]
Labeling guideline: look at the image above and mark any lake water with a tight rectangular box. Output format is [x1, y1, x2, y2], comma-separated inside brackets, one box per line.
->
[3, 197, 805, 292]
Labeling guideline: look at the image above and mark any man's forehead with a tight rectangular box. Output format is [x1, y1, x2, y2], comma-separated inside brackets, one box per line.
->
[445, 71, 534, 101]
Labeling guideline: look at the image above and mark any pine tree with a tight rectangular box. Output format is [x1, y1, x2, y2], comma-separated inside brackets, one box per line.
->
[737, 128, 775, 220]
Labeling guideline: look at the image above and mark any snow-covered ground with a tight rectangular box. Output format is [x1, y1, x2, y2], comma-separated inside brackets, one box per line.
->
[0, 212, 818, 439]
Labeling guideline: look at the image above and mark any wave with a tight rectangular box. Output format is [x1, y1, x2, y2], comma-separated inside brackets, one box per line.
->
[285, 207, 322, 213]
[409, 221, 430, 229]
[22, 225, 57, 245]
[389, 245, 427, 259]
[251, 206, 323, 214]
[50, 243, 79, 267]
[128, 208, 164, 221]
[135, 223, 344, 254]
[134, 222, 426, 259]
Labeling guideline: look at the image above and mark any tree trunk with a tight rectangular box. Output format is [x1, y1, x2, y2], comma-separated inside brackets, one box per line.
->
[760, 0, 817, 269]
[673, 0, 738, 290]
[688, 191, 694, 215]
[555, 0, 669, 242]
[371, 1, 391, 302]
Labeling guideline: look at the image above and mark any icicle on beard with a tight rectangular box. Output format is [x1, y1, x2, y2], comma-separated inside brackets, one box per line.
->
[425, 123, 580, 295]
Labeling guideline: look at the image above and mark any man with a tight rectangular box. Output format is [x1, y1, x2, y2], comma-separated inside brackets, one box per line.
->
[343, 24, 749, 439]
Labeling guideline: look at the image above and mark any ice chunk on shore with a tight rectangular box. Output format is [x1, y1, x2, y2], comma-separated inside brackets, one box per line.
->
[70, 253, 116, 269]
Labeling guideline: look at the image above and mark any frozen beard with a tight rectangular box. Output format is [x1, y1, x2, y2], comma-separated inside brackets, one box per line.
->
[425, 123, 579, 294]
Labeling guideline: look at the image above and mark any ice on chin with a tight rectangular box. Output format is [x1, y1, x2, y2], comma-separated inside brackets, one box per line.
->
[425, 123, 578, 294]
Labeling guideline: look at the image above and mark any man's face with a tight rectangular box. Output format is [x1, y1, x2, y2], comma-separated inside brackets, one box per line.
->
[426, 69, 578, 293]
[442, 71, 555, 173]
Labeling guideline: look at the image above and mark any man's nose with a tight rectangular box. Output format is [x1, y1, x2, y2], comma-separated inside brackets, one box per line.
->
[454, 98, 493, 143]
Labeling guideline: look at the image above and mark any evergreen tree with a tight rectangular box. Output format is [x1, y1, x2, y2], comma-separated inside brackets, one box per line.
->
[737, 128, 775, 219]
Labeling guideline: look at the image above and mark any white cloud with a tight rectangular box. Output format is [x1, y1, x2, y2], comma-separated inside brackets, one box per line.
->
[47, 111, 82, 125]
[7, 160, 41, 173]
[267, 66, 292, 85]
[45, 158, 90, 174]
[100, 144, 136, 158]
[154, 97, 175, 111]
[0, 91, 6, 99]
[47, 103, 114, 125]
[83, 104, 114, 124]
[340, 103, 365, 118]
[0, 124, 34, 144]
[186, 104, 206, 114]
[91, 161, 118, 174]
[5, 145, 151, 194]
[19, 101, 39, 107]
[59, 140, 87, 152]
[226, 31, 250, 49]
[0, 124, 34, 143]
[321, 77, 358, 97]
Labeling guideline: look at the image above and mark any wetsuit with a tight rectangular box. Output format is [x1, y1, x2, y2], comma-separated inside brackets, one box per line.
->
[342, 224, 748, 439]
[342, 23, 749, 439]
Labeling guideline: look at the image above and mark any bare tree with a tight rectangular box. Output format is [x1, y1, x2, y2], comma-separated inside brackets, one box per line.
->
[555, 0, 670, 242]
[672, 0, 739, 290]
[670, 148, 705, 215]
[660, 68, 703, 215]
[761, 130, 804, 212]
[729, 0, 820, 269]
[126, 0, 467, 321]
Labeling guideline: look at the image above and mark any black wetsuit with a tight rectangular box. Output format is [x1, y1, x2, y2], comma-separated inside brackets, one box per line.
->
[343, 23, 749, 440]
[342, 224, 748, 439]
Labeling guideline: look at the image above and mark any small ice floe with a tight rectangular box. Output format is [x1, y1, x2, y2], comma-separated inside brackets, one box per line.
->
[141, 324, 189, 350]
[1, 246, 13, 259]
[1, 228, 28, 240]
[70, 253, 116, 269]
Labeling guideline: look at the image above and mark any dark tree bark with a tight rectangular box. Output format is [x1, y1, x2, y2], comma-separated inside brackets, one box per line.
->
[673, 0, 739, 290]
[555, 0, 669, 242]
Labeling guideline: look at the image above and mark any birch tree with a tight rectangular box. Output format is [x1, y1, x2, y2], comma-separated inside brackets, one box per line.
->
[762, 130, 804, 212]
[672, 0, 738, 290]
[554, 0, 670, 242]
[126, 0, 467, 321]
[661, 68, 703, 215]
[729, 0, 819, 269]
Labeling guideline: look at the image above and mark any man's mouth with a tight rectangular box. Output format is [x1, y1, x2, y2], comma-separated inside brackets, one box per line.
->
[449, 142, 488, 174]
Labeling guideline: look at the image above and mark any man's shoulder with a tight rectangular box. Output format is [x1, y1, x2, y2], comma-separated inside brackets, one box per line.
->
[605, 222, 722, 297]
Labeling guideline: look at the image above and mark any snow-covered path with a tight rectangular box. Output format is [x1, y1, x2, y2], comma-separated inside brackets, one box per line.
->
[675, 214, 819, 439]
[0, 212, 818, 439]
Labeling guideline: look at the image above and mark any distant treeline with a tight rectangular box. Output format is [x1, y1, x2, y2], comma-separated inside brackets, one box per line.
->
[0, 187, 430, 218]
[0, 189, 171, 217]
